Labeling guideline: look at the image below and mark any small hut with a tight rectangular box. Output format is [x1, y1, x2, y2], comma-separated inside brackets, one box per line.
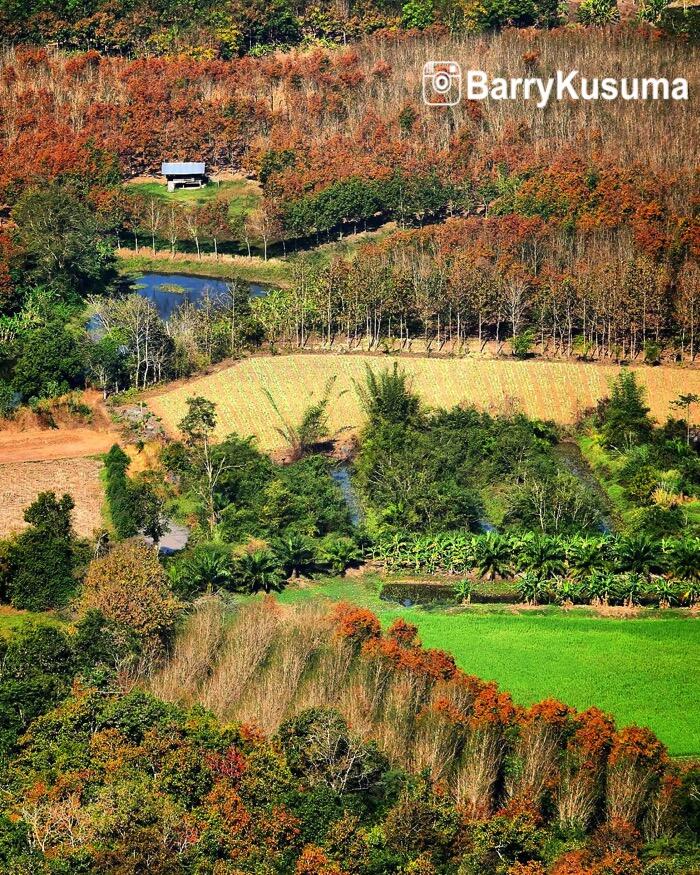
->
[161, 162, 206, 192]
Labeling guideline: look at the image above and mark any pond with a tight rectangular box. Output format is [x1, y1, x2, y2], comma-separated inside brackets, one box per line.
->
[131, 272, 268, 321]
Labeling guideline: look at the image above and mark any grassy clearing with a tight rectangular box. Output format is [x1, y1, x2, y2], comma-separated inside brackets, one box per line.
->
[117, 251, 290, 287]
[276, 576, 699, 757]
[147, 354, 700, 450]
[0, 606, 67, 637]
[125, 178, 261, 215]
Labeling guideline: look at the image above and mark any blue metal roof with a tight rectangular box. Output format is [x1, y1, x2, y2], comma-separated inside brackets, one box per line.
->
[161, 162, 205, 175]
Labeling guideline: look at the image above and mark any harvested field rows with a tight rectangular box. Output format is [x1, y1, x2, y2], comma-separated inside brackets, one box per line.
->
[0, 459, 104, 538]
[149, 355, 698, 451]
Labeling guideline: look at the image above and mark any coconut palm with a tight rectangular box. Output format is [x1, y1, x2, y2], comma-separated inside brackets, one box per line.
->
[235, 550, 286, 594]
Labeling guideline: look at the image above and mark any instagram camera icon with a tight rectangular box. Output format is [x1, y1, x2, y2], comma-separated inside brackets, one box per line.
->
[423, 61, 462, 106]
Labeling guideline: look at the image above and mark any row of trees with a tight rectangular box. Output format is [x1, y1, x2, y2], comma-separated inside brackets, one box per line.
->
[2, 0, 681, 58]
[250, 220, 699, 361]
[125, 193, 276, 260]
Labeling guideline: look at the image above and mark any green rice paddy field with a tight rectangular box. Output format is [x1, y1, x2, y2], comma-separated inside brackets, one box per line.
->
[277, 577, 700, 757]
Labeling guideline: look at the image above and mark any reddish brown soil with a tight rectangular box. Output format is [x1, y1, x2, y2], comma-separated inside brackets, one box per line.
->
[0, 391, 119, 463]
[0, 429, 117, 464]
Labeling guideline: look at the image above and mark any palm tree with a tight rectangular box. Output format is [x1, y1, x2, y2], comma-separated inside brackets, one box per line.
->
[566, 536, 609, 579]
[555, 578, 582, 605]
[235, 550, 285, 594]
[517, 535, 566, 579]
[613, 534, 661, 579]
[179, 546, 233, 594]
[320, 536, 363, 575]
[274, 534, 317, 579]
[664, 538, 700, 584]
[473, 533, 513, 581]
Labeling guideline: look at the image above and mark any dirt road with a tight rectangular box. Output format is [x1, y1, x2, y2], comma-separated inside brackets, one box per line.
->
[0, 429, 117, 464]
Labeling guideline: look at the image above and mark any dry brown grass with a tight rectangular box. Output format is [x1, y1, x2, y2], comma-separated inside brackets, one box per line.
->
[149, 596, 677, 828]
[0, 458, 104, 538]
[151, 598, 509, 805]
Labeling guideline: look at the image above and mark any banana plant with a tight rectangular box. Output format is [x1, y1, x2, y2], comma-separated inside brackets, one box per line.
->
[583, 570, 617, 605]
[517, 572, 548, 605]
[654, 579, 679, 609]
[618, 572, 645, 607]
[555, 578, 581, 605]
[453, 578, 473, 605]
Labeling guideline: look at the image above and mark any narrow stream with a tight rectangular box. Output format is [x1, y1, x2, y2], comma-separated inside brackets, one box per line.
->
[555, 441, 614, 534]
[331, 463, 363, 526]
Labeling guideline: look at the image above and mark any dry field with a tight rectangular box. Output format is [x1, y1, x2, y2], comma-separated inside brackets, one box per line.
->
[148, 354, 699, 452]
[0, 459, 104, 538]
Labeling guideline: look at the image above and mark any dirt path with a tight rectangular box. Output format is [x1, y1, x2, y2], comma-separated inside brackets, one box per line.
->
[0, 429, 118, 464]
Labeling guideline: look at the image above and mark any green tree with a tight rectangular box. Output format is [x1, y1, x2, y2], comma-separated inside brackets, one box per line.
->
[355, 363, 421, 428]
[577, 0, 620, 25]
[279, 707, 388, 794]
[82, 540, 181, 647]
[670, 392, 700, 446]
[179, 396, 227, 537]
[401, 0, 434, 28]
[11, 322, 86, 401]
[9, 492, 76, 610]
[599, 370, 653, 450]
[12, 183, 116, 299]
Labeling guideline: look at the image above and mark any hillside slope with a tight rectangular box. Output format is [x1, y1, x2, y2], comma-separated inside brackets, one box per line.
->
[148, 355, 700, 451]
